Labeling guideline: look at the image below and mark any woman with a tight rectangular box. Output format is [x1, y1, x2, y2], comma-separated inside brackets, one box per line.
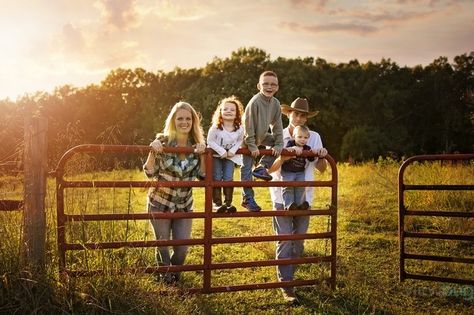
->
[143, 101, 206, 284]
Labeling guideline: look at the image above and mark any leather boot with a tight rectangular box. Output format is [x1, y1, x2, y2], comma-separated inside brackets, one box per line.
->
[213, 187, 226, 212]
[223, 187, 237, 213]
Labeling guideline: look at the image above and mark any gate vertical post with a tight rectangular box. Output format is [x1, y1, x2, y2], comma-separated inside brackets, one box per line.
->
[203, 149, 214, 292]
[22, 117, 48, 273]
[398, 163, 407, 282]
[330, 157, 338, 289]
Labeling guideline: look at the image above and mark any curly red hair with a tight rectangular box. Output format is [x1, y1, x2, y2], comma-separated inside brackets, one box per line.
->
[211, 96, 244, 130]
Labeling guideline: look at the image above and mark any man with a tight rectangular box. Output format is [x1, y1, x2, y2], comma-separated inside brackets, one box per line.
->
[268, 97, 328, 303]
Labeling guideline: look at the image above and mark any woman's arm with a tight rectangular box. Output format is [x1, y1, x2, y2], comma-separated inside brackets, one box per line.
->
[144, 138, 163, 175]
[193, 142, 207, 179]
[144, 152, 156, 172]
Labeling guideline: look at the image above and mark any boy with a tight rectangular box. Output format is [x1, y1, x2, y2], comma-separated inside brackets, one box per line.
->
[241, 71, 284, 212]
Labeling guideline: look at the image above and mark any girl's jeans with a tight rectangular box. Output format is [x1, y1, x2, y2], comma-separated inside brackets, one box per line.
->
[212, 157, 235, 181]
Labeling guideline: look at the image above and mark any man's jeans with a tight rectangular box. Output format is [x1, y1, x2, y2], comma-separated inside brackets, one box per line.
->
[272, 202, 310, 282]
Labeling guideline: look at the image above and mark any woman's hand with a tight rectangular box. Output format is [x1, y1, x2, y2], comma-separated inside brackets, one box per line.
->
[150, 139, 163, 154]
[194, 143, 206, 154]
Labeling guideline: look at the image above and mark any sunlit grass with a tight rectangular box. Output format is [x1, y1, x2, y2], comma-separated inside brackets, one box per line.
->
[1, 159, 473, 314]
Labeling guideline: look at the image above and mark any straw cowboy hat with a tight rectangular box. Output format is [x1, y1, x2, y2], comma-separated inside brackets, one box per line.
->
[281, 97, 319, 118]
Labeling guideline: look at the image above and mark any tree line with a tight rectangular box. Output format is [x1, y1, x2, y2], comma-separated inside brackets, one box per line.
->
[1, 47, 473, 168]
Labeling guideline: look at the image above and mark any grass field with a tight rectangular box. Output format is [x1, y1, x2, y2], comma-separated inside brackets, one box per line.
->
[0, 158, 473, 314]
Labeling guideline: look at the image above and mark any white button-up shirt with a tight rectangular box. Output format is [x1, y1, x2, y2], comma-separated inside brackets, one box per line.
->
[269, 127, 323, 204]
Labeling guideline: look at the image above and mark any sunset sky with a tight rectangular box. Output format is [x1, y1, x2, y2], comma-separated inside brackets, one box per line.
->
[1, 0, 472, 100]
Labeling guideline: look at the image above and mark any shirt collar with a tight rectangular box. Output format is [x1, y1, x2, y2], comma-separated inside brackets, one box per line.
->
[283, 127, 292, 141]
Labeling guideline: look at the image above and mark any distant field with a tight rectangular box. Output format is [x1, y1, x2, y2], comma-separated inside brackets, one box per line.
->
[0, 159, 473, 314]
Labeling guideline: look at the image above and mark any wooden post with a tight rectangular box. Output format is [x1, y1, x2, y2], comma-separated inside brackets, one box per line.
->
[22, 117, 48, 273]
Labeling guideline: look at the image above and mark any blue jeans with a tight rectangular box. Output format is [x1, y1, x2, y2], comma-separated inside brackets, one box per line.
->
[272, 202, 310, 282]
[281, 170, 306, 209]
[241, 134, 277, 199]
[212, 157, 235, 181]
[148, 202, 192, 277]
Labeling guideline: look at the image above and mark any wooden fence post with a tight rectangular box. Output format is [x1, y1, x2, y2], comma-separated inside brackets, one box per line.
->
[22, 117, 48, 273]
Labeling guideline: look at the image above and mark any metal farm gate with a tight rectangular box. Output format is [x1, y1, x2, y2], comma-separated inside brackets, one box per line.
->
[398, 153, 474, 285]
[55, 144, 338, 293]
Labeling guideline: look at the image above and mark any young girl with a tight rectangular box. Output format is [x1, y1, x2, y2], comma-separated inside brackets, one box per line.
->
[207, 96, 245, 213]
[143, 101, 206, 284]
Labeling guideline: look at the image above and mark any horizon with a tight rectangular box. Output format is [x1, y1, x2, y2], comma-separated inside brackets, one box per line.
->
[1, 0, 473, 100]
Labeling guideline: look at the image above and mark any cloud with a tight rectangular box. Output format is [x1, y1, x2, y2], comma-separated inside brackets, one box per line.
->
[280, 0, 458, 37]
[396, 0, 442, 5]
[149, 1, 214, 21]
[56, 23, 86, 54]
[288, 0, 329, 11]
[282, 21, 378, 35]
[348, 8, 438, 24]
[98, 0, 140, 30]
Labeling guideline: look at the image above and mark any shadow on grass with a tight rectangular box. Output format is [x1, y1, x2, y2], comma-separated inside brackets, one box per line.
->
[297, 286, 395, 315]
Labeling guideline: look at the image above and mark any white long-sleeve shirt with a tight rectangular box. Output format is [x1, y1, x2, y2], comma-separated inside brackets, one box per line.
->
[207, 125, 244, 166]
[269, 127, 323, 204]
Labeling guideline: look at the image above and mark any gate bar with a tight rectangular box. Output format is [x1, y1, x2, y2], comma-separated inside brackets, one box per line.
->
[398, 153, 474, 285]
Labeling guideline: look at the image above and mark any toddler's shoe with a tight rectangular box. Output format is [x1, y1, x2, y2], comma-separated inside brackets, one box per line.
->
[298, 201, 310, 210]
[286, 202, 298, 210]
[241, 197, 261, 212]
[252, 166, 273, 181]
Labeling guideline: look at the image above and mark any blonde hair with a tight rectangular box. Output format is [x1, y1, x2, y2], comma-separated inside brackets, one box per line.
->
[294, 125, 310, 137]
[211, 96, 244, 130]
[259, 70, 278, 82]
[160, 101, 205, 144]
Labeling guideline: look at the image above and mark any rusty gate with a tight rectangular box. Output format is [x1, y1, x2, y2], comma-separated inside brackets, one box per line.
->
[55, 144, 338, 293]
[398, 153, 474, 285]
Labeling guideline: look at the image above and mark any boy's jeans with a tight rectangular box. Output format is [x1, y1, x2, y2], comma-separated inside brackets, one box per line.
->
[241, 134, 277, 199]
[281, 170, 305, 208]
[272, 202, 310, 282]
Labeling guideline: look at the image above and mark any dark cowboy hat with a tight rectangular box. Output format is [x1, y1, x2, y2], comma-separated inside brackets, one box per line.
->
[281, 97, 319, 118]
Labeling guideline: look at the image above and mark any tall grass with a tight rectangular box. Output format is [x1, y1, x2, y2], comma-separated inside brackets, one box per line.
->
[0, 158, 473, 314]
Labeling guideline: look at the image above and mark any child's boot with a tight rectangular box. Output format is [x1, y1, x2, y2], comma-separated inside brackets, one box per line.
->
[212, 187, 226, 212]
[223, 187, 237, 213]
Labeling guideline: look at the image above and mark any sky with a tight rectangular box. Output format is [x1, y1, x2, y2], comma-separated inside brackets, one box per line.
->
[0, 0, 473, 100]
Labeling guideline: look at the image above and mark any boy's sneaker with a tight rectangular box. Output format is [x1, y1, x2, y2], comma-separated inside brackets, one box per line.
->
[241, 197, 261, 212]
[298, 201, 310, 210]
[252, 166, 273, 181]
[281, 288, 299, 305]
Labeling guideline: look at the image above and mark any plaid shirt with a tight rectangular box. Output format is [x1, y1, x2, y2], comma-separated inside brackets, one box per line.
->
[144, 141, 204, 213]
